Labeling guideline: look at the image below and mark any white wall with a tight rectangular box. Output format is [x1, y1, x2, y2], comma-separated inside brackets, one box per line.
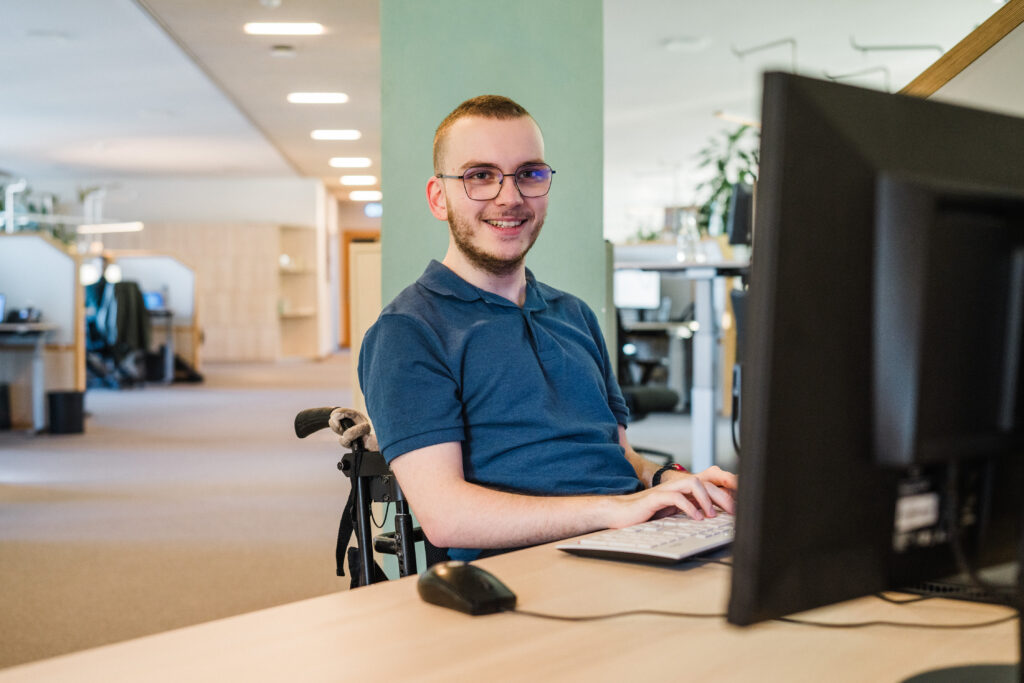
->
[930, 22, 1024, 117]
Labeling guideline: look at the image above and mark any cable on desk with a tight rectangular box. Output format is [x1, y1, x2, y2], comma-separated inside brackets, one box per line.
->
[505, 608, 725, 622]
[689, 557, 732, 567]
[873, 592, 934, 605]
[775, 611, 1018, 630]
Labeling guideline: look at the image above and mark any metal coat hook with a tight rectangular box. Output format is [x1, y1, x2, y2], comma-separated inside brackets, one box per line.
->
[731, 38, 797, 73]
[849, 36, 944, 56]
[823, 66, 892, 93]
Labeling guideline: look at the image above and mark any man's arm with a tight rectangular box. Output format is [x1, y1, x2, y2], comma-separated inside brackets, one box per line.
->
[390, 438, 735, 550]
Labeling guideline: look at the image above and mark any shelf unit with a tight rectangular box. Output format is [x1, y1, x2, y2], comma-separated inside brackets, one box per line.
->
[278, 225, 319, 359]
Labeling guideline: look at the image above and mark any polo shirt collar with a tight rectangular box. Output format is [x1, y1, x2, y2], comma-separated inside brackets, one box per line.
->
[419, 260, 564, 310]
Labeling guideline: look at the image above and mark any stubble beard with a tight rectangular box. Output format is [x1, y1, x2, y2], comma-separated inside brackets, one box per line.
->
[448, 211, 544, 278]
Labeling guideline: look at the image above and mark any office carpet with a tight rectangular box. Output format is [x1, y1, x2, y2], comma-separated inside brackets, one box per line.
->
[0, 354, 355, 669]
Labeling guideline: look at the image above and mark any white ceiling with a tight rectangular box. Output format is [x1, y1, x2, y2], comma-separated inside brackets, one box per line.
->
[0, 0, 1007, 238]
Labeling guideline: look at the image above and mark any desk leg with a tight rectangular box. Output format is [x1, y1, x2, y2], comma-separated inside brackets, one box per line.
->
[162, 316, 174, 384]
[31, 334, 46, 433]
[690, 278, 716, 472]
[667, 335, 685, 412]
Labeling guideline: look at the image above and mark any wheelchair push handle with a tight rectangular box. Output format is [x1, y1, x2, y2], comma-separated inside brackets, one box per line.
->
[294, 406, 340, 439]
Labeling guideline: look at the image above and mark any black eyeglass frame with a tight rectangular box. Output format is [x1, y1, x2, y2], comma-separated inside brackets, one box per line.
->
[435, 163, 556, 201]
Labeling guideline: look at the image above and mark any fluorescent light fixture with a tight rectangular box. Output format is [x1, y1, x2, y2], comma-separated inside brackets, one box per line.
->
[364, 202, 383, 219]
[104, 263, 123, 284]
[77, 221, 144, 235]
[287, 92, 349, 104]
[311, 129, 361, 140]
[349, 191, 382, 202]
[79, 262, 102, 286]
[330, 157, 372, 168]
[244, 22, 324, 35]
[340, 175, 377, 186]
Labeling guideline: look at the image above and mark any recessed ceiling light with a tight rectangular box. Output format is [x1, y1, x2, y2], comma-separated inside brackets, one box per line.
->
[244, 22, 324, 36]
[330, 157, 372, 168]
[312, 129, 361, 140]
[349, 191, 383, 202]
[340, 175, 377, 186]
[288, 92, 349, 104]
[77, 222, 145, 235]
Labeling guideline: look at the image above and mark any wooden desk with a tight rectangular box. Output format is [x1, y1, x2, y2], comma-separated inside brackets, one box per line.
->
[0, 322, 58, 432]
[0, 541, 1015, 682]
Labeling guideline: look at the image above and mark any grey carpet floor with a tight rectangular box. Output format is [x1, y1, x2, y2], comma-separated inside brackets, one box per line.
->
[0, 355, 355, 669]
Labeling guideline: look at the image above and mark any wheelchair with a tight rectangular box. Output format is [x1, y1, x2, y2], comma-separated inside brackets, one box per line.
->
[294, 407, 447, 588]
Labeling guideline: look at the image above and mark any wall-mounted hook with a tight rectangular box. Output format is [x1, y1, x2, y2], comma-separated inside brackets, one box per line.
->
[823, 66, 892, 93]
[731, 37, 797, 73]
[849, 36, 944, 57]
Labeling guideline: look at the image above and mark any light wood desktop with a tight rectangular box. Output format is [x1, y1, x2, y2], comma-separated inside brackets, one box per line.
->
[0, 538, 1015, 682]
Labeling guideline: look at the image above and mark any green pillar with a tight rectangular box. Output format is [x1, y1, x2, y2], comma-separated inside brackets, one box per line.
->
[380, 0, 606, 323]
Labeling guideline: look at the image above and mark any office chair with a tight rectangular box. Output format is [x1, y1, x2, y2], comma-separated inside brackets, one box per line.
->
[86, 280, 152, 388]
[294, 406, 447, 588]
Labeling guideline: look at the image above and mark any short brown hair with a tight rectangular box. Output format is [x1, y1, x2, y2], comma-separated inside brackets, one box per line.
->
[433, 95, 533, 172]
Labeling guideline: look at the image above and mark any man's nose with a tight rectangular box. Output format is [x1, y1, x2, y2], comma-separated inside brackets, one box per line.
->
[494, 176, 524, 205]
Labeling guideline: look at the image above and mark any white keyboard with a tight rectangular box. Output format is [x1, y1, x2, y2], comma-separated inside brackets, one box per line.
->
[556, 512, 735, 563]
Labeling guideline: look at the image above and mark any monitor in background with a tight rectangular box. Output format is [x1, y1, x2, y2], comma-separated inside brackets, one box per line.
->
[726, 183, 754, 247]
[727, 73, 1022, 676]
[613, 269, 661, 311]
[0, 293, 5, 323]
[142, 291, 166, 311]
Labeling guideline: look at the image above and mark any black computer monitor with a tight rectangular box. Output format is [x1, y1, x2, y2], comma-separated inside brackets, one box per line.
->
[727, 73, 1023, 671]
[726, 182, 754, 247]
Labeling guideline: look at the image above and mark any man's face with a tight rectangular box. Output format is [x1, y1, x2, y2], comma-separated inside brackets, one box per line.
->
[433, 116, 548, 277]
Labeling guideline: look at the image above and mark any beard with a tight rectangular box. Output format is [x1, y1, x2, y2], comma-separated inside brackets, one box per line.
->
[448, 210, 544, 277]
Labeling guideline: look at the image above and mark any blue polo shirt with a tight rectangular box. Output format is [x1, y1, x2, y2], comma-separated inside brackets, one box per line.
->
[358, 262, 640, 557]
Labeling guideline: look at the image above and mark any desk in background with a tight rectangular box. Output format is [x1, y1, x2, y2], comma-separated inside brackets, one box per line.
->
[620, 319, 692, 411]
[0, 322, 58, 432]
[616, 260, 748, 471]
[0, 539, 1014, 682]
[147, 308, 174, 384]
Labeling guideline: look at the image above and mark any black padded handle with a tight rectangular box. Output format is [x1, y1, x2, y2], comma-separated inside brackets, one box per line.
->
[294, 407, 338, 438]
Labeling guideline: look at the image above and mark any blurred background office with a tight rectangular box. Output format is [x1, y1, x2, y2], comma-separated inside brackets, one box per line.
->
[0, 0, 1013, 670]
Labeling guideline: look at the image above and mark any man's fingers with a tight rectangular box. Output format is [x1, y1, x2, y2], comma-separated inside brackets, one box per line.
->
[704, 481, 736, 514]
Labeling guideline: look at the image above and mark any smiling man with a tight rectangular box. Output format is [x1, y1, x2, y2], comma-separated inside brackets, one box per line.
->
[358, 95, 736, 562]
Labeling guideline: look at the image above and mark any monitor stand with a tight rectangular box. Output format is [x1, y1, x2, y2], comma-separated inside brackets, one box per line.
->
[903, 502, 1022, 683]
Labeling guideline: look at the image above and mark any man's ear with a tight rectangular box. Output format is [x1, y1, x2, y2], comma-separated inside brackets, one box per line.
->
[426, 176, 448, 221]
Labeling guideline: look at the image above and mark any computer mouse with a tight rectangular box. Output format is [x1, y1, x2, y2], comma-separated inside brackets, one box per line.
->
[417, 561, 517, 615]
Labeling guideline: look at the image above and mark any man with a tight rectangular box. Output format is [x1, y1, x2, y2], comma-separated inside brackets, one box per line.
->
[359, 95, 736, 562]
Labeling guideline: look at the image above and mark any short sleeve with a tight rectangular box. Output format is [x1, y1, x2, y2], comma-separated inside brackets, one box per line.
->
[358, 313, 466, 461]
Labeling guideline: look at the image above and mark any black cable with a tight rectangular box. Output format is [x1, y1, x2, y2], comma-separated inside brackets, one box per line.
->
[688, 556, 732, 567]
[775, 612, 1018, 630]
[504, 606, 1018, 629]
[505, 607, 725, 622]
[873, 592, 933, 605]
[369, 501, 391, 528]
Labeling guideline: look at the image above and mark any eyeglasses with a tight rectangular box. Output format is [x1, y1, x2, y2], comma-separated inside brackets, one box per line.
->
[436, 163, 556, 201]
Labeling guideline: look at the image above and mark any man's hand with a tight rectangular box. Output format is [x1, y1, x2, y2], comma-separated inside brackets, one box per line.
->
[605, 467, 735, 529]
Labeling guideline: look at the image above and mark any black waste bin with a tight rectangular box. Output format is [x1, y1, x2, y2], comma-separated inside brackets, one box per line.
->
[0, 384, 10, 430]
[48, 391, 84, 434]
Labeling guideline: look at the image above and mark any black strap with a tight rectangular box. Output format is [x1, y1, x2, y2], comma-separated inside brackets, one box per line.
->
[335, 484, 357, 577]
[336, 479, 388, 587]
